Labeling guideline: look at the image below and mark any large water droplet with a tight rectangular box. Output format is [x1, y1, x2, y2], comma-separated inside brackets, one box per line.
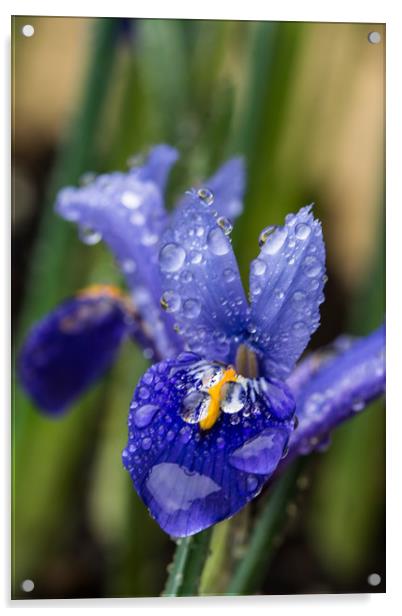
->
[261, 227, 288, 255]
[207, 228, 230, 256]
[78, 226, 102, 246]
[134, 403, 159, 428]
[217, 216, 233, 235]
[183, 298, 201, 319]
[121, 191, 141, 209]
[197, 187, 214, 206]
[229, 428, 287, 474]
[180, 391, 210, 424]
[146, 463, 221, 515]
[159, 243, 186, 272]
[295, 223, 311, 240]
[221, 382, 246, 414]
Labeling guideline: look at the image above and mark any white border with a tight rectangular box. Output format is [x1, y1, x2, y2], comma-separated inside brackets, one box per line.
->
[2, 0, 402, 613]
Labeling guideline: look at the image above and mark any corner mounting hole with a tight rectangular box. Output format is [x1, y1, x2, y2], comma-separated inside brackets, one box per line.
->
[367, 573, 381, 587]
[368, 31, 381, 44]
[21, 24, 35, 38]
[21, 579, 34, 592]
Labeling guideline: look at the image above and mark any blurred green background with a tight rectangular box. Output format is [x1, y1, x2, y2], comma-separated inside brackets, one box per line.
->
[12, 17, 385, 598]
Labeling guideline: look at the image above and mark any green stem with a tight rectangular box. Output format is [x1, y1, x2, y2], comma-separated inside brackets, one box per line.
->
[226, 464, 300, 595]
[163, 529, 212, 597]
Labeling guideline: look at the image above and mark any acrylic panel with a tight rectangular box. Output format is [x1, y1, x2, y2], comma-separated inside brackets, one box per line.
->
[12, 16, 385, 599]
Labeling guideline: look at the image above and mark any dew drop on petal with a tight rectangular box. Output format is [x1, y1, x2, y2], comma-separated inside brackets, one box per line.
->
[207, 228, 230, 256]
[121, 191, 141, 209]
[295, 223, 311, 240]
[246, 475, 259, 493]
[134, 403, 159, 428]
[251, 258, 266, 276]
[141, 437, 152, 450]
[180, 391, 210, 424]
[221, 382, 246, 414]
[159, 243, 186, 272]
[183, 298, 201, 319]
[261, 227, 288, 255]
[160, 290, 181, 313]
[78, 226, 102, 246]
[217, 216, 233, 235]
[223, 268, 235, 282]
[197, 187, 214, 206]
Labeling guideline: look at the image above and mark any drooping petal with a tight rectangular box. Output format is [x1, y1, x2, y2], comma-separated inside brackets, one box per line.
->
[56, 145, 181, 359]
[158, 190, 249, 364]
[122, 353, 294, 536]
[249, 205, 326, 379]
[285, 325, 385, 460]
[18, 287, 137, 414]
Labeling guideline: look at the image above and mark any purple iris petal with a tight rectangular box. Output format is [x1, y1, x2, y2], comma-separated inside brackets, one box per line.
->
[249, 205, 326, 380]
[19, 292, 131, 414]
[122, 353, 294, 536]
[286, 324, 385, 459]
[56, 145, 181, 359]
[158, 190, 249, 364]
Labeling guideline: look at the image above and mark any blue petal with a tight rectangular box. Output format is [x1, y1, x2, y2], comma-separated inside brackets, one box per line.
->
[287, 324, 385, 459]
[204, 157, 246, 220]
[158, 190, 249, 364]
[56, 145, 181, 359]
[122, 354, 294, 536]
[18, 289, 131, 414]
[249, 205, 326, 379]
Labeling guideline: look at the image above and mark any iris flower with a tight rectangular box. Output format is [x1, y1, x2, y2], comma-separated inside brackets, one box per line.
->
[19, 145, 385, 537]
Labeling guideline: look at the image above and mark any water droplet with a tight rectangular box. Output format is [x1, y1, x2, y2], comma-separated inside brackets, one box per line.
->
[261, 227, 288, 255]
[295, 223, 311, 240]
[223, 268, 235, 282]
[258, 226, 275, 247]
[160, 291, 181, 313]
[207, 228, 230, 256]
[190, 250, 203, 264]
[130, 211, 145, 226]
[121, 191, 141, 209]
[138, 386, 150, 400]
[78, 226, 102, 246]
[121, 259, 136, 273]
[304, 256, 321, 277]
[217, 216, 233, 235]
[229, 429, 286, 474]
[141, 437, 152, 450]
[180, 391, 210, 423]
[292, 290, 306, 303]
[221, 382, 246, 414]
[134, 404, 159, 428]
[195, 225, 205, 237]
[180, 270, 193, 283]
[183, 298, 201, 319]
[352, 400, 365, 412]
[251, 259, 267, 276]
[197, 187, 214, 206]
[159, 243, 186, 272]
[246, 475, 259, 493]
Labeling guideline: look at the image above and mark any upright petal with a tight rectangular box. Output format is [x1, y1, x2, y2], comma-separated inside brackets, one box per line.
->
[286, 325, 385, 460]
[158, 190, 249, 364]
[56, 145, 181, 359]
[123, 353, 294, 536]
[18, 287, 141, 414]
[249, 205, 326, 379]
